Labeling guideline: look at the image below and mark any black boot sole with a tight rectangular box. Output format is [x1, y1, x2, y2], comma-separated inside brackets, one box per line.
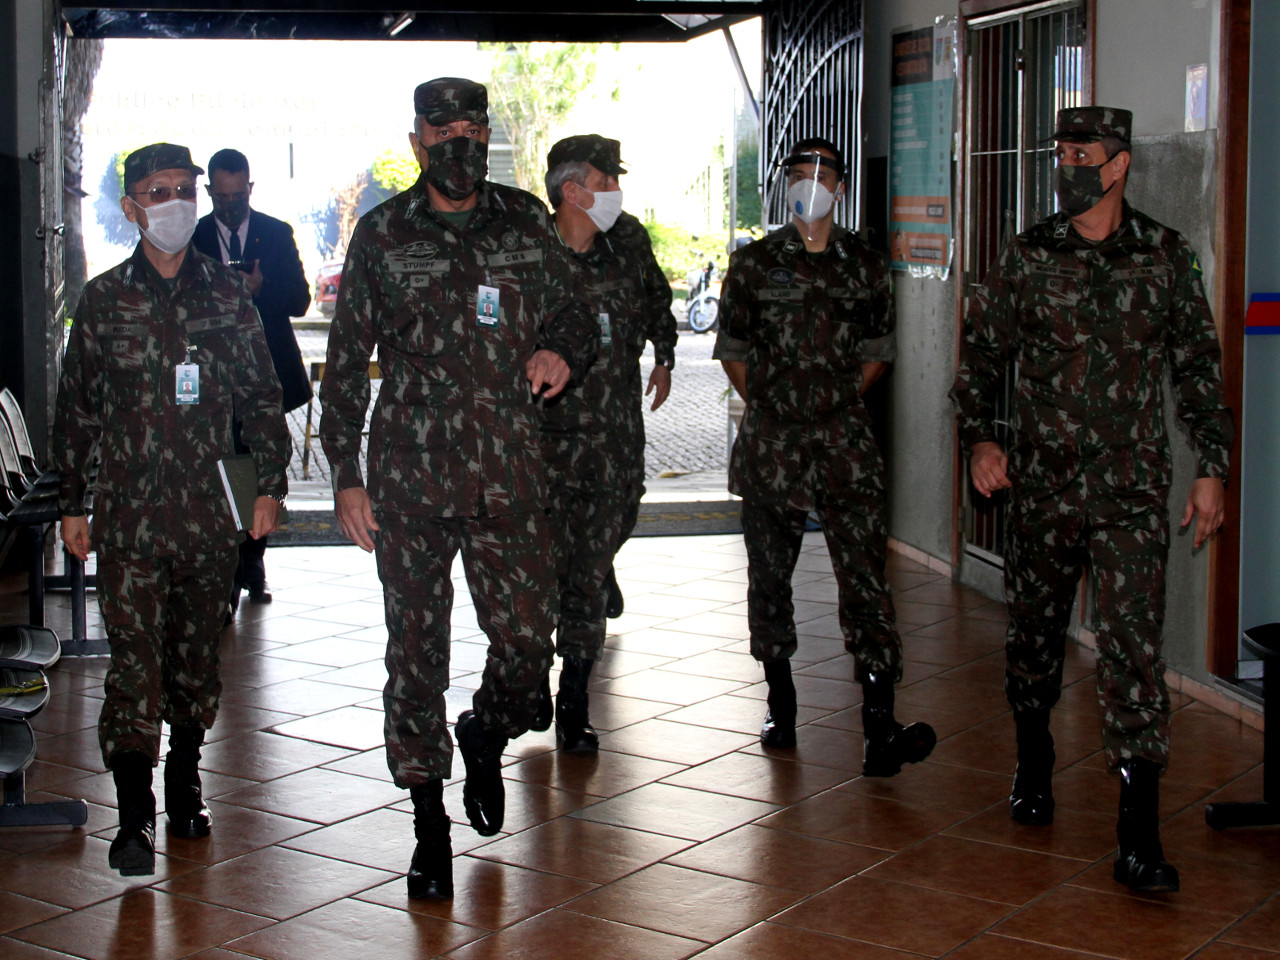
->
[863, 722, 937, 777]
[456, 711, 505, 836]
[407, 843, 454, 899]
[108, 829, 156, 876]
[556, 724, 599, 753]
[760, 709, 797, 749]
[1114, 853, 1180, 892]
[166, 811, 212, 838]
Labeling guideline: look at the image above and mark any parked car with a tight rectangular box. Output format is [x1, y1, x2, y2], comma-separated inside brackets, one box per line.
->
[313, 259, 343, 317]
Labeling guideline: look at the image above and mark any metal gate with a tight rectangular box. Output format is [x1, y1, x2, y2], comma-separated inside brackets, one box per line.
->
[960, 0, 1088, 566]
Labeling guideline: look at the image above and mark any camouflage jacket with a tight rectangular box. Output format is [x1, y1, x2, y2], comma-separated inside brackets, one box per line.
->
[320, 174, 598, 517]
[541, 211, 675, 486]
[950, 204, 1233, 495]
[714, 223, 895, 507]
[53, 243, 289, 558]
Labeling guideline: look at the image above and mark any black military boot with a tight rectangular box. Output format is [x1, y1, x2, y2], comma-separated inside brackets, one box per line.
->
[759, 660, 797, 748]
[108, 751, 157, 876]
[861, 671, 936, 777]
[555, 656, 599, 753]
[1010, 708, 1055, 826]
[530, 671, 553, 733]
[604, 567, 624, 619]
[1113, 757, 1180, 892]
[407, 780, 453, 899]
[165, 724, 212, 838]
[455, 710, 508, 836]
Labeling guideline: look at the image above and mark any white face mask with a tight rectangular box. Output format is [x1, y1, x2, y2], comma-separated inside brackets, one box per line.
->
[786, 178, 837, 224]
[133, 197, 198, 254]
[579, 187, 623, 232]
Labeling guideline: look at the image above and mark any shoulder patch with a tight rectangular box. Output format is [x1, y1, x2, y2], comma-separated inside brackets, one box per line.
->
[402, 240, 439, 259]
[1190, 252, 1203, 278]
[502, 232, 520, 251]
[767, 268, 794, 285]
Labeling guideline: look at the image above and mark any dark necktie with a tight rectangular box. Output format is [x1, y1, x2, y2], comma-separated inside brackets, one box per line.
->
[228, 229, 242, 263]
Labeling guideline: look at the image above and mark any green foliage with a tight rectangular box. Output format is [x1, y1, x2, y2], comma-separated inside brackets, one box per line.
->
[483, 42, 599, 199]
[643, 220, 730, 285]
[370, 148, 420, 195]
[735, 136, 762, 231]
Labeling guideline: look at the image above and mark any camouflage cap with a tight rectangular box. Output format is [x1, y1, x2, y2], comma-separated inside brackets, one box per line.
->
[413, 77, 489, 126]
[1046, 106, 1133, 145]
[546, 135, 627, 176]
[123, 142, 204, 188]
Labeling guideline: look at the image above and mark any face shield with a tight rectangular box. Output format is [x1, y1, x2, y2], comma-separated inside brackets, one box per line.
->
[780, 152, 843, 224]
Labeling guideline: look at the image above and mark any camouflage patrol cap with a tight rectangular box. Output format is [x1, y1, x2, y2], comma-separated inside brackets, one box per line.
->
[1046, 106, 1133, 145]
[123, 142, 204, 189]
[413, 77, 489, 126]
[547, 135, 627, 176]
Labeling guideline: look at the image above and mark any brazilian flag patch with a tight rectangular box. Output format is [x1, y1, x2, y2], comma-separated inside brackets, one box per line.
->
[1190, 252, 1204, 279]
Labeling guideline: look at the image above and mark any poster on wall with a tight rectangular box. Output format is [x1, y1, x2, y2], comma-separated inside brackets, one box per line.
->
[889, 19, 956, 278]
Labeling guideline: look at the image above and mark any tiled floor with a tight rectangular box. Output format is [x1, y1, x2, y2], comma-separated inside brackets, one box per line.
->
[3, 532, 1278, 959]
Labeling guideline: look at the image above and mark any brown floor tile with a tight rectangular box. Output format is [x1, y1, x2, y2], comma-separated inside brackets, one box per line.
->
[1192, 944, 1280, 960]
[943, 934, 1120, 959]
[662, 692, 827, 736]
[29, 691, 102, 735]
[217, 766, 406, 824]
[760, 789, 966, 851]
[836, 759, 1011, 814]
[306, 659, 390, 691]
[905, 617, 1009, 649]
[504, 745, 683, 799]
[156, 844, 395, 921]
[0, 890, 67, 935]
[319, 746, 395, 782]
[738, 722, 864, 772]
[993, 885, 1234, 959]
[268, 704, 385, 750]
[596, 718, 756, 766]
[359, 856, 596, 929]
[26, 727, 104, 774]
[10, 888, 272, 960]
[151, 799, 318, 865]
[443, 907, 702, 960]
[590, 649, 676, 679]
[665, 823, 888, 892]
[219, 677, 374, 715]
[470, 814, 691, 883]
[199, 730, 356, 783]
[441, 777, 595, 835]
[774, 875, 1013, 956]
[280, 807, 417, 872]
[226, 897, 482, 960]
[658, 648, 763, 683]
[216, 654, 327, 692]
[591, 669, 746, 706]
[577, 689, 677, 732]
[864, 834, 1088, 904]
[572, 782, 777, 841]
[564, 862, 803, 942]
[0, 834, 201, 909]
[1067, 852, 1280, 917]
[895, 581, 991, 609]
[0, 940, 85, 960]
[943, 802, 1119, 862]
[661, 749, 854, 803]
[204, 703, 303, 742]
[692, 921, 920, 959]
[1161, 772, 1280, 869]
[1220, 894, 1280, 951]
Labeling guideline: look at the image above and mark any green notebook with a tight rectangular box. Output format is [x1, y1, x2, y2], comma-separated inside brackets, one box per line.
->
[217, 454, 258, 532]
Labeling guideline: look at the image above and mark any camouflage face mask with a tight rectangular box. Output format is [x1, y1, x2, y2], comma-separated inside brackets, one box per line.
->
[1054, 162, 1117, 217]
[423, 136, 488, 201]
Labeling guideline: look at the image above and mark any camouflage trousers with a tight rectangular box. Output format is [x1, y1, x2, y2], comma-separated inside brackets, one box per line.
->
[741, 494, 902, 681]
[374, 510, 555, 787]
[1004, 480, 1171, 770]
[546, 479, 627, 661]
[95, 547, 238, 767]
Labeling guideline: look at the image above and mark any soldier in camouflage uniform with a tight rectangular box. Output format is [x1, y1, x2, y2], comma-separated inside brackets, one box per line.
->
[536, 135, 676, 752]
[319, 79, 596, 900]
[715, 136, 935, 777]
[951, 107, 1233, 893]
[53, 142, 290, 877]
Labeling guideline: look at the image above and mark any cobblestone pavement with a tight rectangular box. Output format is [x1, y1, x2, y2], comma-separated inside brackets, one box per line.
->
[286, 321, 732, 496]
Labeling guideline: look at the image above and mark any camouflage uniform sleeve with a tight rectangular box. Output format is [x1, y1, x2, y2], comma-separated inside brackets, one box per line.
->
[319, 223, 377, 493]
[1166, 239, 1233, 479]
[538, 234, 599, 381]
[861, 251, 897, 363]
[712, 249, 750, 363]
[235, 296, 291, 499]
[52, 285, 104, 516]
[950, 242, 1019, 454]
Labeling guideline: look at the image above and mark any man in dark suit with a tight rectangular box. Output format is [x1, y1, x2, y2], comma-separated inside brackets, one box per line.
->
[194, 148, 311, 609]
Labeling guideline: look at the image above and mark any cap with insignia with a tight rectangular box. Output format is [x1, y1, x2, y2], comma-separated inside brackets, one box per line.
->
[413, 77, 489, 126]
[123, 142, 204, 189]
[547, 135, 627, 176]
[1045, 106, 1132, 146]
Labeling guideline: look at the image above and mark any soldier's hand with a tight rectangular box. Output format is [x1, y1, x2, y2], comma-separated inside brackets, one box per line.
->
[526, 349, 571, 399]
[60, 515, 91, 563]
[249, 496, 281, 540]
[647, 365, 671, 410]
[335, 486, 379, 553]
[1181, 477, 1226, 550]
[970, 441, 1012, 497]
[242, 259, 264, 297]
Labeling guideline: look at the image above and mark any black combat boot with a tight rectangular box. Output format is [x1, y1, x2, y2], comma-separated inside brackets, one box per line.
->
[407, 780, 453, 899]
[861, 671, 936, 777]
[165, 724, 212, 838]
[1113, 757, 1180, 892]
[556, 656, 599, 753]
[108, 751, 157, 876]
[530, 671, 553, 733]
[455, 710, 508, 836]
[759, 660, 797, 748]
[604, 567, 624, 619]
[1010, 708, 1055, 826]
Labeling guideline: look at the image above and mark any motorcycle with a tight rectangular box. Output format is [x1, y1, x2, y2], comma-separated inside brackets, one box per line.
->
[686, 260, 721, 334]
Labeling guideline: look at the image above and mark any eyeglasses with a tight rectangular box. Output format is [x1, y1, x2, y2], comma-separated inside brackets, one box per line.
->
[128, 184, 197, 203]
